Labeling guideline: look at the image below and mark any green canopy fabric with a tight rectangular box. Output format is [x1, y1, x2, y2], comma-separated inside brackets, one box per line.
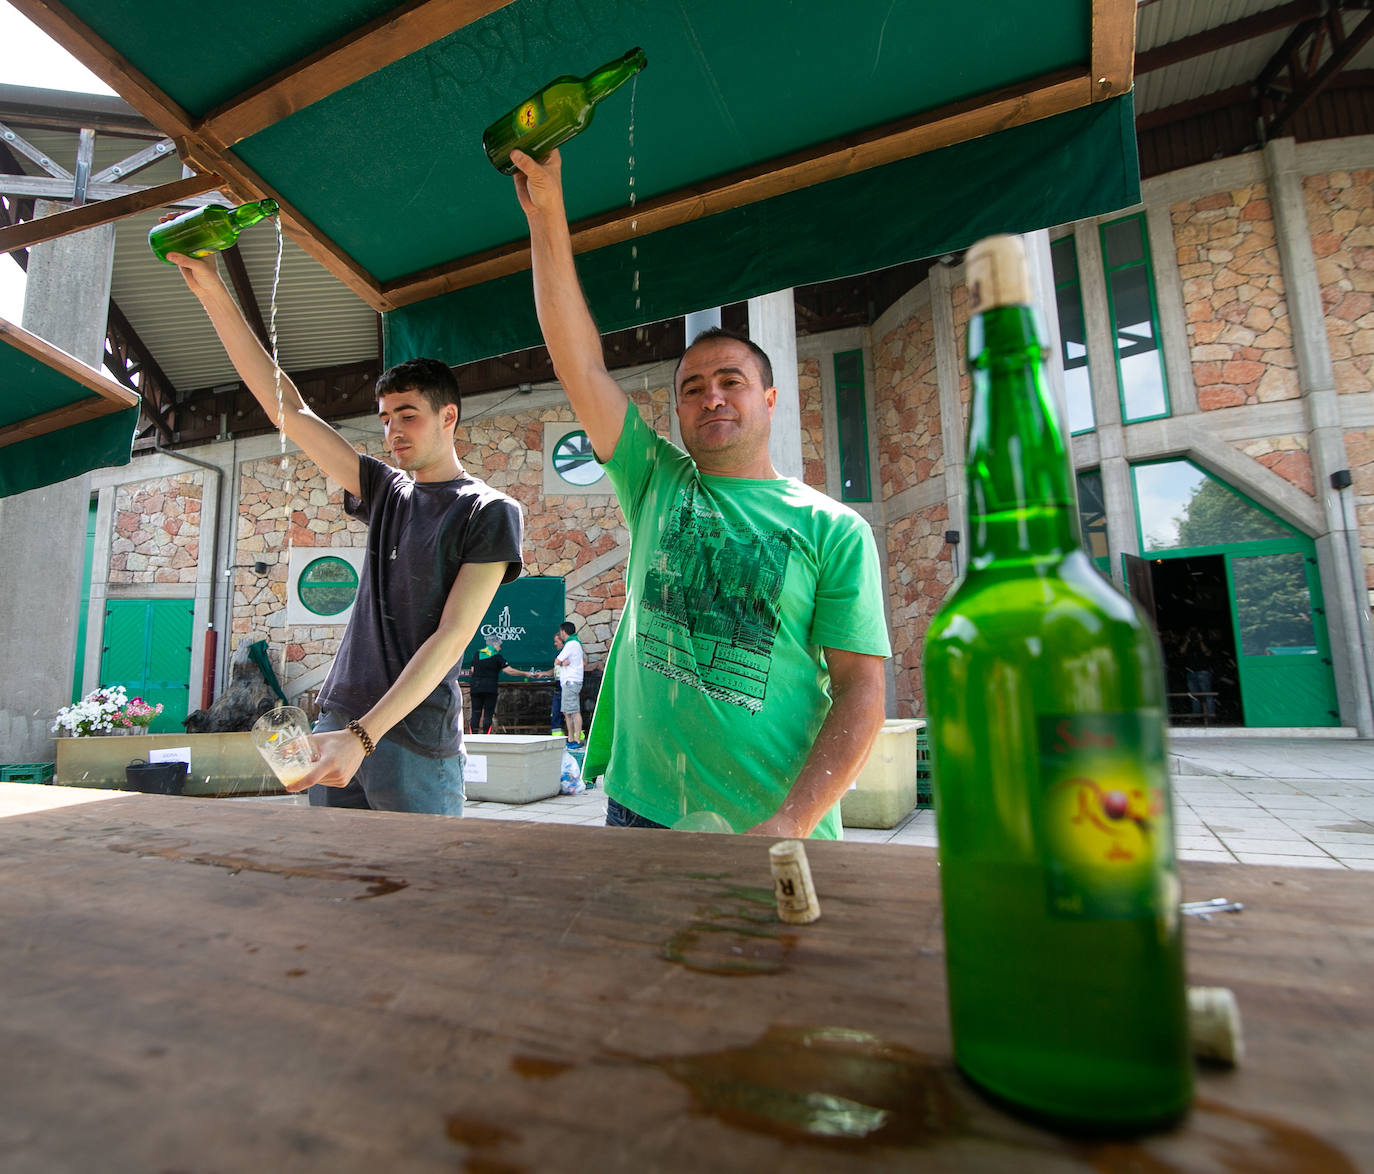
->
[30, 0, 1140, 371]
[385, 97, 1139, 367]
[0, 322, 138, 498]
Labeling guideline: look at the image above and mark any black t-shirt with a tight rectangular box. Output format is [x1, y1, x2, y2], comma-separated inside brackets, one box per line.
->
[468, 651, 508, 693]
[317, 454, 523, 757]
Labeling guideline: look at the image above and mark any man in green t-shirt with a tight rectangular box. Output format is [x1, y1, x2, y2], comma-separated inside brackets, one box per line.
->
[512, 150, 891, 839]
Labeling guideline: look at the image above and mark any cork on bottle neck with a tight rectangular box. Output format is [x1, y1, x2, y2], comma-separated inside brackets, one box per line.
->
[966, 234, 1033, 312]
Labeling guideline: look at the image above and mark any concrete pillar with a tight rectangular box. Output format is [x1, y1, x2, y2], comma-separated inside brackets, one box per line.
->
[1023, 229, 1071, 435]
[683, 307, 721, 344]
[747, 290, 803, 479]
[1074, 218, 1135, 588]
[0, 207, 115, 764]
[1265, 137, 1374, 734]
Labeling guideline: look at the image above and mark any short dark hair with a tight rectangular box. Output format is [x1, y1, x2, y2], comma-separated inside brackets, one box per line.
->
[559, 621, 576, 637]
[674, 327, 774, 391]
[375, 357, 462, 422]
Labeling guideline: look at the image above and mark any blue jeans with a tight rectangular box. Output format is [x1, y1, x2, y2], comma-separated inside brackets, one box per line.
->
[606, 797, 668, 829]
[309, 711, 465, 816]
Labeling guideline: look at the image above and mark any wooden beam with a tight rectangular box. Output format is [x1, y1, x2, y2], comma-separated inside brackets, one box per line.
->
[0, 173, 222, 206]
[0, 317, 140, 449]
[1135, 83, 1255, 133]
[0, 394, 131, 448]
[0, 173, 221, 255]
[1269, 9, 1374, 135]
[105, 301, 177, 445]
[1137, 1, 1319, 75]
[220, 244, 270, 347]
[382, 68, 1093, 309]
[1091, 0, 1137, 100]
[198, 0, 517, 149]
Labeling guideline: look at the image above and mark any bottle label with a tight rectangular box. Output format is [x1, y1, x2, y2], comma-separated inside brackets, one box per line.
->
[1034, 712, 1175, 920]
[517, 100, 541, 132]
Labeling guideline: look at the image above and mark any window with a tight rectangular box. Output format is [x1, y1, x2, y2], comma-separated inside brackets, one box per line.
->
[1101, 214, 1169, 422]
[1132, 460, 1292, 553]
[833, 350, 871, 502]
[1051, 236, 1095, 434]
[1076, 469, 1110, 573]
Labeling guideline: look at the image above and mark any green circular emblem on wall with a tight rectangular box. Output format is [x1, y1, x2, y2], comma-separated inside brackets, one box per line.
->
[297, 555, 359, 617]
[551, 429, 605, 486]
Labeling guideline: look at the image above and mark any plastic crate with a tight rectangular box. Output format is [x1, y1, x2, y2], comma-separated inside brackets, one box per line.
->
[1, 762, 55, 785]
[915, 726, 933, 808]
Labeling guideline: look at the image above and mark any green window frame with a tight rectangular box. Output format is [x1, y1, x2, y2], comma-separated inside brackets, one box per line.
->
[1100, 212, 1170, 423]
[833, 349, 871, 503]
[1050, 235, 1095, 435]
[1075, 468, 1110, 575]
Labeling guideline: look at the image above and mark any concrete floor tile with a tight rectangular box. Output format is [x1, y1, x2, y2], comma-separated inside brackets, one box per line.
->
[1219, 837, 1327, 856]
[1340, 859, 1374, 870]
[1177, 848, 1236, 863]
[1232, 852, 1345, 868]
[1308, 838, 1374, 858]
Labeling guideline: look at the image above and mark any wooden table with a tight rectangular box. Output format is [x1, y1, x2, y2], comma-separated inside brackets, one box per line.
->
[1, 782, 1369, 1172]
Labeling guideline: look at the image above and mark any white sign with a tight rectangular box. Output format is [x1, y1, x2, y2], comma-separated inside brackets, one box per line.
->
[148, 746, 192, 766]
[464, 754, 488, 784]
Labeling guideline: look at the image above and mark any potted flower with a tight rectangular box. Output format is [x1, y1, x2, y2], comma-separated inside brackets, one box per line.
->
[52, 685, 132, 737]
[52, 687, 163, 737]
[123, 696, 163, 732]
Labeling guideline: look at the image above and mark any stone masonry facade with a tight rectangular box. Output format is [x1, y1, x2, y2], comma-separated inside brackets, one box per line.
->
[109, 472, 203, 587]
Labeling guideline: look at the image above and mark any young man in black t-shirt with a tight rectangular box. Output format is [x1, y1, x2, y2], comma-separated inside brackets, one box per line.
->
[464, 637, 537, 733]
[169, 250, 523, 815]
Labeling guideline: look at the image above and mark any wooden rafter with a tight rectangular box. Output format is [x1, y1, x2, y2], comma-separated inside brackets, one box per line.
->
[1268, 8, 1374, 136]
[105, 301, 176, 445]
[1136, 1, 1319, 76]
[0, 317, 139, 450]
[0, 173, 221, 255]
[220, 244, 270, 347]
[381, 68, 1095, 308]
[197, 0, 517, 149]
[11, 0, 1139, 316]
[1091, 0, 1137, 100]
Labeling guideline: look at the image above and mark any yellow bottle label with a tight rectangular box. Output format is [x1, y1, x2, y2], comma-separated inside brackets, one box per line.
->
[1034, 712, 1174, 919]
[518, 100, 540, 131]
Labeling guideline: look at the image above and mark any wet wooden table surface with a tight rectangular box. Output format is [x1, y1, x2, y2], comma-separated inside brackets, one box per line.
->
[0, 782, 1369, 1173]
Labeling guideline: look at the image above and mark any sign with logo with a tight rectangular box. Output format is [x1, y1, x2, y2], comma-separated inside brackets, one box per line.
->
[286, 547, 366, 627]
[461, 576, 565, 672]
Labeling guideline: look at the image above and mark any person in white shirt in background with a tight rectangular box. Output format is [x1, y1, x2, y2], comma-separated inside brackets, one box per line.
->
[549, 621, 585, 746]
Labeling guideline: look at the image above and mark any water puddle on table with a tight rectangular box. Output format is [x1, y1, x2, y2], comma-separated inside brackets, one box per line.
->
[662, 882, 790, 975]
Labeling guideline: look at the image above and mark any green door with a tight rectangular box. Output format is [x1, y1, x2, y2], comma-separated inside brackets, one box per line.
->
[100, 599, 194, 733]
[1229, 550, 1340, 727]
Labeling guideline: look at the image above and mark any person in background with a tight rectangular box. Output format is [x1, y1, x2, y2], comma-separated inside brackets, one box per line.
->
[552, 621, 585, 746]
[167, 249, 523, 816]
[464, 637, 537, 734]
[510, 149, 890, 838]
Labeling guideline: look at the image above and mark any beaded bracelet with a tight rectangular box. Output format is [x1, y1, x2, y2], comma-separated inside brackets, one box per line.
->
[346, 719, 375, 756]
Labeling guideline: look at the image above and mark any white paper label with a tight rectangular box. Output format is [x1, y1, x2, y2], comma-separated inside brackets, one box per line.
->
[148, 746, 191, 766]
[464, 754, 488, 783]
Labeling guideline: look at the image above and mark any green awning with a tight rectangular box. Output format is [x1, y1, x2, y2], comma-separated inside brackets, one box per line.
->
[0, 319, 139, 497]
[23, 0, 1139, 366]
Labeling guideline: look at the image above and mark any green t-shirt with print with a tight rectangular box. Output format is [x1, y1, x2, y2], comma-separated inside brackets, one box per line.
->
[584, 404, 890, 838]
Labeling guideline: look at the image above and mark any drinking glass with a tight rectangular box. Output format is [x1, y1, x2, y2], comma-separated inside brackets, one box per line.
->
[251, 706, 319, 787]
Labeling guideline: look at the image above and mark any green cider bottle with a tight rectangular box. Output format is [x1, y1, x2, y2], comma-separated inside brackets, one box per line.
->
[148, 198, 279, 264]
[923, 235, 1191, 1131]
[483, 47, 646, 175]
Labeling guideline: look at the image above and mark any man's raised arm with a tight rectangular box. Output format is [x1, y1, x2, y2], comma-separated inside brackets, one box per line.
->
[511, 149, 628, 461]
[168, 251, 363, 498]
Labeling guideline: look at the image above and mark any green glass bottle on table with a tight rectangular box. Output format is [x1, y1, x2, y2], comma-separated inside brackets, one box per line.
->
[148, 198, 279, 263]
[483, 48, 646, 175]
[923, 235, 1191, 1130]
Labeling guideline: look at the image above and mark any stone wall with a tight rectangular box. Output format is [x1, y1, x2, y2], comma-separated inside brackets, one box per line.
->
[1305, 168, 1374, 595]
[874, 298, 941, 500]
[232, 448, 368, 682]
[798, 356, 826, 490]
[1172, 184, 1299, 409]
[884, 505, 954, 718]
[109, 471, 203, 587]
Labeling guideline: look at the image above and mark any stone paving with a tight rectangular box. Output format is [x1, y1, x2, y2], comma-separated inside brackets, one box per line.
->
[452, 732, 1374, 870]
